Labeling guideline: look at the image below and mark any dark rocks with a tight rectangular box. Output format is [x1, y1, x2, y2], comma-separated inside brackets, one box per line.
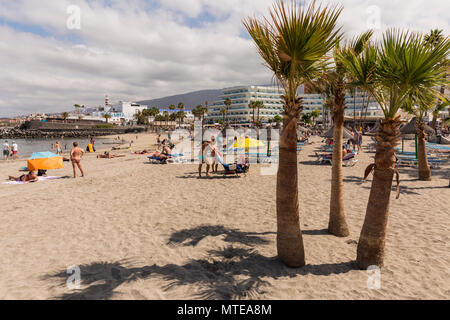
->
[0, 126, 145, 139]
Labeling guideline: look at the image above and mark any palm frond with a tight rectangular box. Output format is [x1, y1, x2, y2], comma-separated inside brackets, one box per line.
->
[244, 0, 343, 102]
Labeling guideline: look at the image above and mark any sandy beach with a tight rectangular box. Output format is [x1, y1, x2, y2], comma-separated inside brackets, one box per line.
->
[0, 132, 448, 300]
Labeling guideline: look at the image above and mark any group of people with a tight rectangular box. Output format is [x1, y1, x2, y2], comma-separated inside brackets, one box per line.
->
[2, 140, 18, 160]
[199, 136, 221, 177]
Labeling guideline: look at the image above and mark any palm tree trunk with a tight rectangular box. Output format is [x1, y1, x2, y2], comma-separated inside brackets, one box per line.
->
[329, 82, 350, 237]
[416, 120, 431, 181]
[276, 100, 305, 268]
[353, 88, 357, 129]
[361, 94, 369, 132]
[431, 84, 446, 130]
[357, 117, 401, 269]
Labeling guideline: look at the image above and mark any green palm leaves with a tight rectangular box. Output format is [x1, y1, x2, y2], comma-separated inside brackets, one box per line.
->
[337, 29, 450, 119]
[243, 0, 342, 100]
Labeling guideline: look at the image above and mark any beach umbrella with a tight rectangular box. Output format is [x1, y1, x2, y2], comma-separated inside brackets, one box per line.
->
[233, 137, 265, 149]
[400, 117, 435, 155]
[27, 152, 63, 171]
[400, 117, 434, 135]
[323, 125, 354, 140]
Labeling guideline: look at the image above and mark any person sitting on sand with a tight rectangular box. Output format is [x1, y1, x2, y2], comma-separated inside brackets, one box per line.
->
[9, 171, 38, 183]
[97, 152, 125, 159]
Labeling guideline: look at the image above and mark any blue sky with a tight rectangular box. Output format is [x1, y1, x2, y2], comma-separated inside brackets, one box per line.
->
[0, 0, 448, 116]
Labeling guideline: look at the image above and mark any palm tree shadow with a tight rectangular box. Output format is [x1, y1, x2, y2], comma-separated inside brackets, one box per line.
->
[302, 229, 330, 236]
[168, 225, 275, 246]
[44, 248, 356, 300]
[44, 226, 356, 300]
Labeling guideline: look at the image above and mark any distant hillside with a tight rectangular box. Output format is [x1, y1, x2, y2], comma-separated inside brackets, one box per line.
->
[138, 85, 305, 110]
[138, 89, 222, 110]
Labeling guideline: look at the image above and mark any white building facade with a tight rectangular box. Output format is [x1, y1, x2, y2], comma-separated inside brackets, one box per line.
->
[206, 85, 385, 125]
[206, 86, 284, 124]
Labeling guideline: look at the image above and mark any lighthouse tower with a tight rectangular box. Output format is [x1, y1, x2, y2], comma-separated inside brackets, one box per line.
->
[105, 95, 110, 107]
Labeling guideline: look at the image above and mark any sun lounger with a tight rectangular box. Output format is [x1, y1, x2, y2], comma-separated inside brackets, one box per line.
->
[315, 152, 358, 167]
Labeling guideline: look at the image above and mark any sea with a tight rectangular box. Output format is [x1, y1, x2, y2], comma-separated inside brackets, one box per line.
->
[2, 137, 117, 158]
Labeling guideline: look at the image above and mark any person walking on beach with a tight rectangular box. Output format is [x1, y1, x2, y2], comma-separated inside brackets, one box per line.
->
[357, 131, 363, 152]
[210, 136, 219, 173]
[11, 141, 18, 160]
[3, 140, 10, 160]
[70, 142, 85, 178]
[54, 141, 62, 155]
[198, 140, 211, 178]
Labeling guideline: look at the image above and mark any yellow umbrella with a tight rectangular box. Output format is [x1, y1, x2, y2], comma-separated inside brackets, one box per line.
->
[233, 137, 265, 149]
[27, 152, 63, 171]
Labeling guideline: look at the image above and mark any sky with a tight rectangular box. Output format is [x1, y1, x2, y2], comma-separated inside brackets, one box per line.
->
[0, 0, 448, 117]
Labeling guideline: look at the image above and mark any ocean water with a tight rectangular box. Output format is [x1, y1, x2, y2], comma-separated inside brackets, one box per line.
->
[2, 137, 116, 158]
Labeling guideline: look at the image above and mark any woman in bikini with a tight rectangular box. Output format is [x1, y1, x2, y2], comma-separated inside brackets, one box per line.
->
[70, 142, 85, 178]
[9, 171, 38, 182]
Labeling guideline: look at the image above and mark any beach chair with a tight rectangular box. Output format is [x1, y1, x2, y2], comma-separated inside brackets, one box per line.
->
[220, 155, 250, 176]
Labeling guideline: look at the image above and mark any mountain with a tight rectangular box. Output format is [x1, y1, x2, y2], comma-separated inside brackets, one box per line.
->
[137, 84, 305, 110]
[137, 89, 222, 110]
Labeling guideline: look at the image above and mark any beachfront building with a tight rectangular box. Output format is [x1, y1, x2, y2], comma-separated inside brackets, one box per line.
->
[88, 101, 148, 124]
[108, 101, 148, 120]
[206, 85, 386, 126]
[206, 86, 284, 124]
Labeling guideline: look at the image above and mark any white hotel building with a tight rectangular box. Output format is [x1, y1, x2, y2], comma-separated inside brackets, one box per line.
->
[206, 86, 284, 124]
[206, 85, 384, 124]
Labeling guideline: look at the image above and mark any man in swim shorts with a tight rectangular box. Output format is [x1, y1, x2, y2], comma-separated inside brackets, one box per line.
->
[70, 142, 85, 178]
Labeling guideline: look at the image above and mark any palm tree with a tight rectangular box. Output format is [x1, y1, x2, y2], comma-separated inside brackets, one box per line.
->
[402, 93, 435, 180]
[224, 98, 232, 124]
[425, 29, 447, 130]
[339, 30, 450, 268]
[163, 111, 170, 128]
[244, 0, 342, 267]
[220, 107, 228, 123]
[177, 111, 186, 125]
[310, 108, 321, 124]
[104, 113, 111, 124]
[249, 101, 258, 123]
[254, 100, 264, 125]
[61, 112, 69, 122]
[327, 30, 373, 237]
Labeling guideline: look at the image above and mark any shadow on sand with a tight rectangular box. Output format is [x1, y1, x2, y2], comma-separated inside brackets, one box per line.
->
[44, 225, 356, 300]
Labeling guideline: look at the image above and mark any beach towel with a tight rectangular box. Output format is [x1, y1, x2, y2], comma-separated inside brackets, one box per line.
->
[3, 176, 67, 185]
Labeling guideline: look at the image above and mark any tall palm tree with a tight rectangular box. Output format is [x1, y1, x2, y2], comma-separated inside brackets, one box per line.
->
[61, 112, 69, 122]
[104, 113, 111, 124]
[402, 92, 435, 180]
[220, 107, 228, 123]
[249, 101, 257, 123]
[163, 111, 170, 128]
[255, 100, 264, 124]
[327, 30, 373, 237]
[244, 0, 342, 267]
[339, 29, 450, 268]
[224, 98, 232, 124]
[425, 29, 448, 130]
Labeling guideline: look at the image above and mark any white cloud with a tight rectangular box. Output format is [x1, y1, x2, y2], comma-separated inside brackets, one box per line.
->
[0, 0, 448, 116]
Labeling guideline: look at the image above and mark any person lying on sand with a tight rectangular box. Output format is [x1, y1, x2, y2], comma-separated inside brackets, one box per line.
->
[97, 152, 125, 159]
[134, 150, 151, 155]
[9, 171, 38, 183]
